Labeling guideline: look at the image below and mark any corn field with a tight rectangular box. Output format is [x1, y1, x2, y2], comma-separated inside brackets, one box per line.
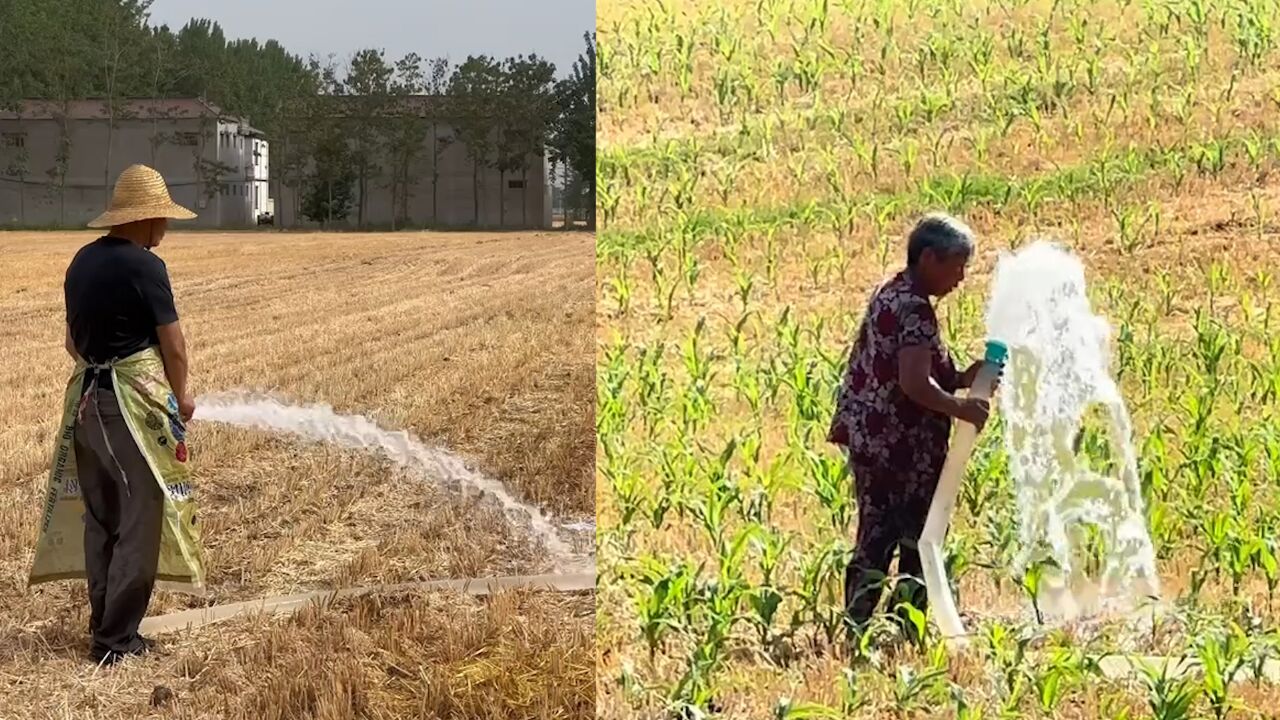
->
[596, 0, 1280, 717]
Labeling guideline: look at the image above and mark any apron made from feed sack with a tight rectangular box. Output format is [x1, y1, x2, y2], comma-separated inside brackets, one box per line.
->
[29, 346, 206, 595]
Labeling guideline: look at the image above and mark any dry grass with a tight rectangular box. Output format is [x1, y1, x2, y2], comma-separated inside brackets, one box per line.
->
[2, 588, 594, 720]
[0, 230, 595, 718]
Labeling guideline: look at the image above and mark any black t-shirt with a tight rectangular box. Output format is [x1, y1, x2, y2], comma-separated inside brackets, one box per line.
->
[64, 236, 179, 366]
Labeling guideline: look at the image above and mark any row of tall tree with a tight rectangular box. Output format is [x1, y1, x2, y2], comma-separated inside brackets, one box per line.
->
[0, 0, 595, 228]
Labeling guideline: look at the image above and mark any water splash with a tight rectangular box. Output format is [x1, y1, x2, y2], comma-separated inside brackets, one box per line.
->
[985, 240, 1159, 622]
[192, 391, 591, 573]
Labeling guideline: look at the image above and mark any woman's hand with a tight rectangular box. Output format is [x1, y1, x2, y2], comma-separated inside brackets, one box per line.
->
[901, 348, 994, 430]
[961, 359, 1004, 391]
[955, 397, 991, 430]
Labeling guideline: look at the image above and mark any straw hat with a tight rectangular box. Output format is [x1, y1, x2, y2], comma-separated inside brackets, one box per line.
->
[87, 164, 197, 228]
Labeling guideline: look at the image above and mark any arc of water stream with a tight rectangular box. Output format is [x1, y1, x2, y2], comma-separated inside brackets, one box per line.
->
[127, 392, 596, 634]
[193, 391, 591, 573]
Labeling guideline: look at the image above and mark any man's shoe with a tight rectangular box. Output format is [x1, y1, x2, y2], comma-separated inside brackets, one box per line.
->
[90, 638, 151, 666]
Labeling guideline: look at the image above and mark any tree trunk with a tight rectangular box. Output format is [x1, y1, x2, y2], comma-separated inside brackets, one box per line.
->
[357, 165, 366, 229]
[151, 50, 163, 166]
[283, 132, 293, 229]
[473, 161, 480, 227]
[402, 159, 411, 228]
[566, 163, 575, 228]
[390, 158, 399, 231]
[557, 162, 566, 228]
[431, 122, 439, 227]
[104, 105, 114, 208]
[499, 169, 505, 227]
[521, 167, 527, 227]
[60, 115, 68, 226]
[587, 171, 597, 230]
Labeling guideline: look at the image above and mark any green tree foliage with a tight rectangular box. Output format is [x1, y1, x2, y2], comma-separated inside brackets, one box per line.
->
[301, 119, 356, 226]
[550, 32, 596, 229]
[383, 54, 429, 229]
[448, 55, 506, 226]
[496, 55, 558, 227]
[341, 48, 395, 227]
[0, 0, 593, 230]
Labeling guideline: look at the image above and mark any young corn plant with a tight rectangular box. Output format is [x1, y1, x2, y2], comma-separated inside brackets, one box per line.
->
[1139, 658, 1200, 720]
[630, 556, 697, 662]
[892, 663, 948, 715]
[1035, 647, 1086, 715]
[746, 526, 791, 650]
[1195, 624, 1250, 720]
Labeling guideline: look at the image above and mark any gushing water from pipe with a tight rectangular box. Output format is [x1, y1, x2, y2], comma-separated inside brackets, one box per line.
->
[920, 240, 1159, 640]
[986, 241, 1159, 621]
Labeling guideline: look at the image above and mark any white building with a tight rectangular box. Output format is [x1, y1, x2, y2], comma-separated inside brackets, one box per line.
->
[0, 98, 271, 228]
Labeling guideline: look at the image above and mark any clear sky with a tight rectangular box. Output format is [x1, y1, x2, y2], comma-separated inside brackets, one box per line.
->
[146, 0, 595, 78]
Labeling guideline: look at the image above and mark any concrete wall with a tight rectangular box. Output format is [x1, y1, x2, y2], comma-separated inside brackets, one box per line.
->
[275, 122, 552, 230]
[0, 115, 265, 229]
[1, 110, 551, 230]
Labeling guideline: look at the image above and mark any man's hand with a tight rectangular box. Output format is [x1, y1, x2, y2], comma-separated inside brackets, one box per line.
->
[157, 320, 190, 421]
[178, 392, 195, 423]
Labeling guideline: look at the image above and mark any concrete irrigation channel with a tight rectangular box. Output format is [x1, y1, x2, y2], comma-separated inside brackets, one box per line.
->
[140, 572, 596, 635]
[943, 636, 1280, 685]
[1095, 654, 1280, 683]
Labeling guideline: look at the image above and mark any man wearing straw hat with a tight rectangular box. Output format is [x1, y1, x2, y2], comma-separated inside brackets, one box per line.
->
[47, 163, 205, 665]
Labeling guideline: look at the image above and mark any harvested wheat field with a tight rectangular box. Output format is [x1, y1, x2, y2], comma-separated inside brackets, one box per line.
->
[0, 230, 595, 719]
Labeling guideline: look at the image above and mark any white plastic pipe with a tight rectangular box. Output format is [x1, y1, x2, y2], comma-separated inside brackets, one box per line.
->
[918, 340, 1006, 641]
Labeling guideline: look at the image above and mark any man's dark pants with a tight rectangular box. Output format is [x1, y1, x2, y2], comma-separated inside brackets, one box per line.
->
[843, 456, 938, 636]
[74, 386, 165, 658]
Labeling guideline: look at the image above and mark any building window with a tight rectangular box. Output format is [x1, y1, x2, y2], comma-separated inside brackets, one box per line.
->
[508, 179, 525, 189]
[177, 132, 199, 146]
[2, 133, 25, 148]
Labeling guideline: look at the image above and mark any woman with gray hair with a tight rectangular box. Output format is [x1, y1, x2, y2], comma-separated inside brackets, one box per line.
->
[826, 212, 996, 639]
